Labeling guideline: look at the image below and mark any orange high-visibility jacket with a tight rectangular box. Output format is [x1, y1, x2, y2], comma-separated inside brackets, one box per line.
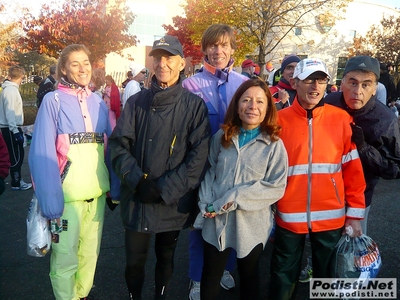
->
[276, 98, 366, 234]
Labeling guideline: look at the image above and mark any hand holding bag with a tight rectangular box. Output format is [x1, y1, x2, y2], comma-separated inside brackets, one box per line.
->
[26, 193, 51, 257]
[331, 232, 382, 280]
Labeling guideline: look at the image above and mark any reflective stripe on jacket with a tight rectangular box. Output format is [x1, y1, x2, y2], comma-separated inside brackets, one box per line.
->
[276, 98, 366, 234]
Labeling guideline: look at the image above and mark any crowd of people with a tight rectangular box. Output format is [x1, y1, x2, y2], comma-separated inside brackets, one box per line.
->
[1, 23, 400, 300]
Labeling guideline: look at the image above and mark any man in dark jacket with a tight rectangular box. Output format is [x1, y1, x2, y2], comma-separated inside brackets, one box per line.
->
[109, 35, 211, 300]
[36, 64, 56, 108]
[269, 54, 301, 110]
[325, 55, 400, 234]
[379, 62, 397, 104]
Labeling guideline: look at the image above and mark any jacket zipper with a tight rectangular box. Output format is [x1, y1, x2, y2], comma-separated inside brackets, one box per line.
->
[331, 177, 342, 205]
[307, 116, 313, 230]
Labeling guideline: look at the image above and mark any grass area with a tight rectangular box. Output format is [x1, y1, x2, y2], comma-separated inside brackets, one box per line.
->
[20, 83, 38, 102]
[24, 106, 38, 125]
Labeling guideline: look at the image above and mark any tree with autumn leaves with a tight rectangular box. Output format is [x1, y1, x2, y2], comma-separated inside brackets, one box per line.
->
[348, 15, 400, 71]
[164, 0, 352, 77]
[18, 0, 137, 67]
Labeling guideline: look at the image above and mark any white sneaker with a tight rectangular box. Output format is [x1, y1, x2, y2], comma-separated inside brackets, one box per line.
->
[220, 270, 235, 290]
[11, 180, 32, 191]
[188, 280, 200, 300]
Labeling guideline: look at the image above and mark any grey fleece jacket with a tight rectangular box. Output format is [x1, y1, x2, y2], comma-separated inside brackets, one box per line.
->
[199, 129, 288, 258]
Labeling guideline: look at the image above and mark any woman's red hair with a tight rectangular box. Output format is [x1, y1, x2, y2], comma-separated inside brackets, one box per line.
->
[220, 78, 281, 148]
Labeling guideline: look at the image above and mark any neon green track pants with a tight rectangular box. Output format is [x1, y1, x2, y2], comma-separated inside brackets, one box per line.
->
[49, 195, 105, 300]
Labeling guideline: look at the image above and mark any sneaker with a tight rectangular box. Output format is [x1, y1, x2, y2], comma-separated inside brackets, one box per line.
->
[220, 270, 235, 290]
[80, 296, 94, 300]
[11, 180, 32, 191]
[189, 280, 200, 300]
[299, 258, 313, 283]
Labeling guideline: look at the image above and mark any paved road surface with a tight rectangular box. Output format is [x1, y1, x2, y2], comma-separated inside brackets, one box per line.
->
[1, 146, 399, 299]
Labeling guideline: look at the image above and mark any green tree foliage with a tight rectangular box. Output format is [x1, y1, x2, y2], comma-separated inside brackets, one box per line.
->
[18, 0, 137, 66]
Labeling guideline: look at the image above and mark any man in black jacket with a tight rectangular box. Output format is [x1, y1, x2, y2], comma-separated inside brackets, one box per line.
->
[325, 55, 400, 234]
[109, 35, 211, 300]
[379, 62, 397, 104]
[36, 64, 56, 108]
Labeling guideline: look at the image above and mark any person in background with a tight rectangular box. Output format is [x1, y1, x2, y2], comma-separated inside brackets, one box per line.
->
[268, 58, 366, 300]
[199, 78, 288, 300]
[0, 65, 32, 191]
[182, 23, 248, 300]
[33, 76, 44, 107]
[269, 54, 301, 110]
[33, 76, 43, 86]
[121, 70, 134, 89]
[376, 82, 387, 105]
[103, 75, 121, 128]
[0, 133, 10, 195]
[109, 35, 210, 300]
[91, 68, 106, 99]
[91, 69, 120, 211]
[325, 55, 400, 235]
[241, 59, 256, 78]
[122, 62, 147, 108]
[266, 62, 276, 86]
[36, 64, 56, 108]
[330, 84, 338, 93]
[29, 44, 115, 300]
[379, 62, 397, 104]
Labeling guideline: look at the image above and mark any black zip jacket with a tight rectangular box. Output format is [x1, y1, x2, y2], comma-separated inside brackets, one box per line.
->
[325, 92, 400, 206]
[109, 76, 211, 232]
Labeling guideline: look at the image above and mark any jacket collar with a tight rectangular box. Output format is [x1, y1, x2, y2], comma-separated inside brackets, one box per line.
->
[201, 57, 234, 82]
[277, 78, 295, 91]
[292, 95, 325, 119]
[340, 93, 377, 117]
[150, 75, 183, 105]
[232, 131, 272, 147]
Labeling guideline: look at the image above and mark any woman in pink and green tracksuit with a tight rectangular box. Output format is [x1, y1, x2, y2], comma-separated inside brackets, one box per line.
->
[29, 44, 116, 300]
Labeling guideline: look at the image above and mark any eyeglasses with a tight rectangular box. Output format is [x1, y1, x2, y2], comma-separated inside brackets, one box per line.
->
[302, 78, 329, 84]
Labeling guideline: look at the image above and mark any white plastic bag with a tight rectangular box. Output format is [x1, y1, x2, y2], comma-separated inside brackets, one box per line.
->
[26, 194, 51, 257]
[331, 234, 382, 280]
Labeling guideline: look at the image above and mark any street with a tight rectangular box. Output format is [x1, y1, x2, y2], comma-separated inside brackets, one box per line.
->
[0, 146, 399, 300]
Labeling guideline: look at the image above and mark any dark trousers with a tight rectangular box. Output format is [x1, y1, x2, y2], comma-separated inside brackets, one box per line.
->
[125, 229, 180, 300]
[268, 225, 342, 300]
[1, 127, 24, 187]
[201, 241, 263, 300]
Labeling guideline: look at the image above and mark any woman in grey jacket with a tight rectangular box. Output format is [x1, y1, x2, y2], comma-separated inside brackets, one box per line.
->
[198, 79, 288, 300]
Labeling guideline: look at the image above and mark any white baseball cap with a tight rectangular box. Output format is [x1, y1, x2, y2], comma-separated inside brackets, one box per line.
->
[293, 58, 330, 80]
[129, 62, 146, 77]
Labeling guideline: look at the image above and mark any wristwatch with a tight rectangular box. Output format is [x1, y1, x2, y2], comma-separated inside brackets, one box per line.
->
[207, 203, 215, 213]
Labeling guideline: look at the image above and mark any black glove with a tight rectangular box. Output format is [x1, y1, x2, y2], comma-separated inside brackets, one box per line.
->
[13, 132, 24, 144]
[0, 177, 5, 195]
[350, 123, 365, 148]
[106, 196, 119, 211]
[135, 176, 162, 204]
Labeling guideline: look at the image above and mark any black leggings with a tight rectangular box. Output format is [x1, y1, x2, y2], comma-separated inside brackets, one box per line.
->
[124, 230, 180, 299]
[201, 241, 263, 300]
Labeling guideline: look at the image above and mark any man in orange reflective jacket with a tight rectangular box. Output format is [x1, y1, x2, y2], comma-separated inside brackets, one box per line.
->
[268, 58, 366, 300]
